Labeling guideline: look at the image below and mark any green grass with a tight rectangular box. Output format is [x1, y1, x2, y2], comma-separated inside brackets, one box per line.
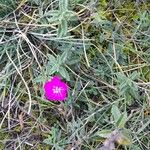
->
[0, 0, 150, 149]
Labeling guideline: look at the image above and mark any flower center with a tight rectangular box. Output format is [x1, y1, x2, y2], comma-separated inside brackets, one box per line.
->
[52, 86, 62, 94]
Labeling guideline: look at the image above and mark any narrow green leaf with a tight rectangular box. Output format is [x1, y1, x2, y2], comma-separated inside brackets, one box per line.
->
[46, 66, 57, 75]
[116, 112, 127, 128]
[60, 48, 70, 63]
[111, 105, 121, 124]
[129, 71, 139, 80]
[57, 19, 68, 37]
[59, 0, 68, 12]
[59, 67, 70, 81]
[44, 10, 60, 17]
[97, 130, 112, 138]
[33, 75, 46, 83]
[48, 54, 56, 64]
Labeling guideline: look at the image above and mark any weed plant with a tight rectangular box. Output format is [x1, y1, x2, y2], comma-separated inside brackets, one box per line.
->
[0, 0, 150, 149]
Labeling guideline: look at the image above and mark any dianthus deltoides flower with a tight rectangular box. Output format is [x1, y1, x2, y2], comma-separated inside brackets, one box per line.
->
[43, 76, 68, 101]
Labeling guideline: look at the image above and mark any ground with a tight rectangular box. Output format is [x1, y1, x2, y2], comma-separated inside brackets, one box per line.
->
[0, 0, 150, 150]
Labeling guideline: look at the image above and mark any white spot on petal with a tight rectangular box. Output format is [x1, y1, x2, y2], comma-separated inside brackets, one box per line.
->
[52, 86, 63, 94]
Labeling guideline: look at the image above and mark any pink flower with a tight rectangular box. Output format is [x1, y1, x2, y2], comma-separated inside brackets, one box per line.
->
[43, 76, 68, 101]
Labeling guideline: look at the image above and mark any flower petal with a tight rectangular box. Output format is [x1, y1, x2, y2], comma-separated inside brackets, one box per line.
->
[43, 76, 68, 101]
